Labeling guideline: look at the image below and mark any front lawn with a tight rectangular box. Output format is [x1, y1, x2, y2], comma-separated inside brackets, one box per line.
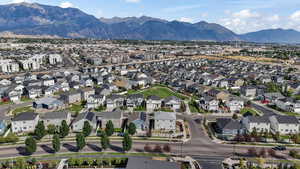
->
[68, 103, 84, 115]
[188, 100, 200, 113]
[240, 107, 259, 116]
[12, 106, 34, 116]
[128, 86, 189, 100]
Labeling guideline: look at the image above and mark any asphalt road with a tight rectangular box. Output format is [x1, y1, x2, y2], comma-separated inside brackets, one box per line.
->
[251, 102, 278, 116]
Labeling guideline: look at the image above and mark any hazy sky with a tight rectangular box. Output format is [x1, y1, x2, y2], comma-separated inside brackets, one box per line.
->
[2, 0, 300, 34]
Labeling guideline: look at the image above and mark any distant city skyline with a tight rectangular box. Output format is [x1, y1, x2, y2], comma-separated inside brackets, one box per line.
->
[1, 0, 300, 33]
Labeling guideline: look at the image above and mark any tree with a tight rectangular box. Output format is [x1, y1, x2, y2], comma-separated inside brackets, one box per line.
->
[52, 134, 61, 153]
[59, 120, 69, 138]
[34, 121, 46, 140]
[47, 124, 57, 135]
[251, 127, 258, 138]
[101, 133, 110, 150]
[83, 121, 92, 137]
[76, 133, 86, 151]
[122, 133, 132, 152]
[105, 120, 114, 136]
[25, 137, 37, 155]
[232, 113, 238, 120]
[127, 122, 136, 136]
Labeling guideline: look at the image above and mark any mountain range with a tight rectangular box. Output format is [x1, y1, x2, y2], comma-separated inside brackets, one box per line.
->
[0, 2, 300, 43]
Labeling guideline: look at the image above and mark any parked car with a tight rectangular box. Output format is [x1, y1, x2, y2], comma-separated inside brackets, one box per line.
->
[272, 146, 286, 151]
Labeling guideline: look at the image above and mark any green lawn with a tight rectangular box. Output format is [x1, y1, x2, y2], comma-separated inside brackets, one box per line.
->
[68, 104, 84, 114]
[0, 101, 12, 105]
[12, 106, 34, 116]
[188, 101, 200, 113]
[128, 86, 189, 100]
[282, 111, 300, 117]
[240, 107, 259, 116]
[20, 97, 33, 102]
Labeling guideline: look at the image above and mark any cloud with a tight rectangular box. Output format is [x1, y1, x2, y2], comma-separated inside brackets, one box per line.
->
[125, 0, 140, 3]
[219, 9, 283, 33]
[11, 0, 30, 3]
[60, 1, 74, 8]
[179, 17, 193, 23]
[290, 11, 300, 21]
[232, 9, 260, 19]
[163, 4, 201, 13]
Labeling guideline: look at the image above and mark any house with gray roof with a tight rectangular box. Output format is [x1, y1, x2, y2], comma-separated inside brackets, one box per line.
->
[242, 116, 271, 133]
[60, 90, 82, 104]
[270, 115, 300, 135]
[154, 112, 176, 131]
[146, 95, 162, 112]
[163, 96, 181, 111]
[72, 112, 97, 132]
[96, 109, 124, 129]
[126, 94, 144, 108]
[216, 118, 244, 140]
[41, 111, 71, 128]
[11, 112, 39, 133]
[33, 97, 64, 110]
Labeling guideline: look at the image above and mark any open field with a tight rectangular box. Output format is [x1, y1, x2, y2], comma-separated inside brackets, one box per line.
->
[127, 86, 189, 100]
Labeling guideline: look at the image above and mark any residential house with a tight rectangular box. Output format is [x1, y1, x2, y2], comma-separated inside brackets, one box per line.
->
[216, 118, 244, 139]
[275, 98, 300, 113]
[263, 92, 285, 103]
[80, 88, 95, 101]
[241, 86, 257, 99]
[96, 109, 124, 129]
[146, 95, 162, 112]
[11, 112, 39, 133]
[86, 95, 106, 109]
[23, 86, 43, 99]
[269, 115, 300, 135]
[33, 97, 64, 110]
[42, 111, 71, 128]
[129, 112, 149, 135]
[126, 94, 144, 108]
[106, 94, 125, 111]
[163, 96, 182, 111]
[225, 97, 244, 113]
[72, 112, 97, 132]
[60, 91, 82, 104]
[154, 112, 176, 131]
[242, 116, 271, 133]
[199, 96, 219, 112]
[206, 89, 229, 101]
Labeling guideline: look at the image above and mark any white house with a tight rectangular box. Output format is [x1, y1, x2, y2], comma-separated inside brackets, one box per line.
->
[275, 98, 300, 113]
[242, 116, 271, 133]
[11, 112, 39, 133]
[199, 96, 219, 112]
[146, 95, 162, 112]
[269, 115, 300, 135]
[226, 98, 244, 113]
[154, 112, 176, 131]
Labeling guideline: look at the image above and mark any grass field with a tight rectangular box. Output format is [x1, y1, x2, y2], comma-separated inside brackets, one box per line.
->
[240, 107, 259, 116]
[128, 86, 189, 100]
[68, 103, 84, 115]
[12, 106, 34, 116]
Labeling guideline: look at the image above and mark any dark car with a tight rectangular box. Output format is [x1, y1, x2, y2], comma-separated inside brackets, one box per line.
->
[272, 146, 286, 151]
